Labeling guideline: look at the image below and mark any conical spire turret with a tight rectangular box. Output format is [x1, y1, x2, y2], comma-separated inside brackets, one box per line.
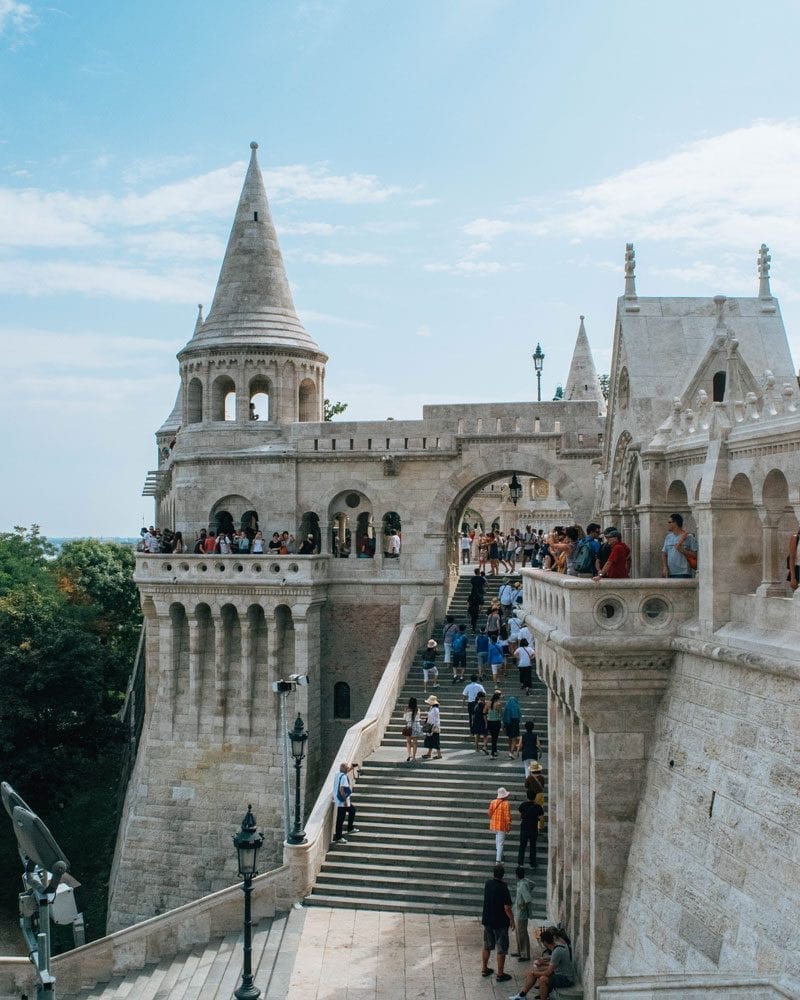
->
[182, 142, 325, 356]
[564, 316, 604, 408]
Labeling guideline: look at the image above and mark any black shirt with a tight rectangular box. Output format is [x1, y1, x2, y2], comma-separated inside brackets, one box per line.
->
[481, 877, 512, 928]
[518, 799, 544, 833]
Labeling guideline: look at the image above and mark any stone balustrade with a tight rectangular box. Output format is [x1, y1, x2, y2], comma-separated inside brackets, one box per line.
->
[135, 552, 330, 586]
[524, 569, 697, 642]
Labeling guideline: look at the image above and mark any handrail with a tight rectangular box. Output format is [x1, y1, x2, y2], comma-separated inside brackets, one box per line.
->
[283, 598, 436, 898]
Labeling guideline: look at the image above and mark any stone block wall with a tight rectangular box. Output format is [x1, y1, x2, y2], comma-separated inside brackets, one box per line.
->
[606, 642, 800, 982]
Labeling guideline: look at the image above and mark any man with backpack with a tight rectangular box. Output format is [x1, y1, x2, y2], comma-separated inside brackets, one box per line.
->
[451, 624, 468, 683]
[332, 762, 360, 844]
[572, 523, 602, 577]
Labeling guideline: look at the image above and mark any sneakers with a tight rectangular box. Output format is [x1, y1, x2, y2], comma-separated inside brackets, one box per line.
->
[509, 993, 526, 1000]
[348, 828, 360, 834]
[334, 837, 349, 844]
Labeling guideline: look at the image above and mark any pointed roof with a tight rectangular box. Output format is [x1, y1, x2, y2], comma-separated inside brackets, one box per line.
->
[181, 142, 325, 357]
[564, 316, 604, 407]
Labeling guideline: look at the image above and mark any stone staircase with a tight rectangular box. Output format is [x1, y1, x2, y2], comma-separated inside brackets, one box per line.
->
[306, 573, 550, 917]
[59, 909, 305, 1000]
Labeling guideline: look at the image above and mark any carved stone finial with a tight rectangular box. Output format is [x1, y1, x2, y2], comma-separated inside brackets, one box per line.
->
[758, 243, 772, 298]
[624, 243, 637, 298]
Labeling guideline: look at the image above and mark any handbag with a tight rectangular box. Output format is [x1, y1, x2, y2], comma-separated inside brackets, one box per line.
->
[423, 722, 433, 734]
[401, 726, 412, 737]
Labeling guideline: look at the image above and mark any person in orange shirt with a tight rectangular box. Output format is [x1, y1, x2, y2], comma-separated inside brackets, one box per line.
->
[488, 786, 512, 863]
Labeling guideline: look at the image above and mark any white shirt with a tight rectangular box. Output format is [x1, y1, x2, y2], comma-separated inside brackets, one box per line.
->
[499, 584, 514, 606]
[460, 536, 471, 550]
[462, 681, 486, 702]
[332, 771, 351, 805]
[517, 625, 532, 645]
[515, 646, 532, 667]
[390, 534, 401, 555]
[426, 705, 440, 729]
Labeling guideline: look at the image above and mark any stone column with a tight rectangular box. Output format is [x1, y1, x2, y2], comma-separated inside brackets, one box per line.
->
[157, 614, 175, 739]
[568, 710, 582, 936]
[552, 692, 566, 916]
[240, 612, 255, 737]
[188, 618, 201, 737]
[579, 722, 591, 971]
[562, 704, 574, 923]
[756, 509, 787, 596]
[319, 520, 331, 555]
[213, 608, 226, 741]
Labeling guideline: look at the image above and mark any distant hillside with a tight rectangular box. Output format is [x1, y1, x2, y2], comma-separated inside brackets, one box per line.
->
[49, 537, 139, 550]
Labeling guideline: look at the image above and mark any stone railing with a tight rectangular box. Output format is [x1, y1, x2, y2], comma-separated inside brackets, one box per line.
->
[284, 597, 436, 897]
[522, 569, 697, 642]
[0, 867, 293, 998]
[598, 974, 799, 999]
[134, 552, 330, 586]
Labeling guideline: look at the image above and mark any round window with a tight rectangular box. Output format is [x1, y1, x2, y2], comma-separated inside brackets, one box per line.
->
[345, 492, 361, 509]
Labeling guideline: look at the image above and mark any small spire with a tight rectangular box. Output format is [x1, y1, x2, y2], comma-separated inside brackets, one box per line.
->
[564, 314, 604, 408]
[624, 243, 637, 297]
[758, 243, 772, 298]
[193, 303, 204, 334]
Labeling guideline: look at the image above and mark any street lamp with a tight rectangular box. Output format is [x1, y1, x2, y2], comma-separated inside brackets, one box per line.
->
[508, 474, 523, 506]
[287, 714, 308, 845]
[233, 805, 264, 1000]
[533, 342, 545, 402]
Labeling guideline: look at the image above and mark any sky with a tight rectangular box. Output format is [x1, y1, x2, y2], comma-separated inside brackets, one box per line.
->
[1, 0, 799, 536]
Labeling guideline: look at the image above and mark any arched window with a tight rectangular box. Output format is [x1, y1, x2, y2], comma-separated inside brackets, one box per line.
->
[249, 375, 271, 421]
[213, 509, 234, 535]
[211, 375, 236, 422]
[712, 371, 726, 402]
[241, 510, 259, 532]
[299, 512, 320, 553]
[333, 682, 351, 719]
[382, 511, 401, 558]
[187, 378, 203, 424]
[298, 378, 318, 422]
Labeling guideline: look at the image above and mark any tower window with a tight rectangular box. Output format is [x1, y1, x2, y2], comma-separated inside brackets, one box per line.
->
[713, 371, 726, 402]
[333, 682, 351, 719]
[253, 211, 259, 221]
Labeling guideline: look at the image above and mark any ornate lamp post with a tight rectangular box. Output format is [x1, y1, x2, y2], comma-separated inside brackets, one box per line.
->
[533, 343, 545, 402]
[287, 714, 309, 845]
[233, 805, 264, 1000]
[508, 474, 523, 507]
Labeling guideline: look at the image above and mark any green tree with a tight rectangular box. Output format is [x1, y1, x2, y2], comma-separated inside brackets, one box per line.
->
[0, 525, 56, 593]
[323, 398, 348, 421]
[598, 373, 610, 400]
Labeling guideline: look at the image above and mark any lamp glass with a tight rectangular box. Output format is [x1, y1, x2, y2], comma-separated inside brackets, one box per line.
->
[237, 843, 258, 878]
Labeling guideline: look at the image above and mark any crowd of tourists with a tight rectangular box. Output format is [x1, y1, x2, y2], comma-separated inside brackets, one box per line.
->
[136, 525, 318, 556]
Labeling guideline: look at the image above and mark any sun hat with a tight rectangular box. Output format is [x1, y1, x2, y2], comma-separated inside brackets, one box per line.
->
[425, 695, 439, 705]
[496, 787, 510, 799]
[426, 639, 437, 649]
[528, 762, 544, 774]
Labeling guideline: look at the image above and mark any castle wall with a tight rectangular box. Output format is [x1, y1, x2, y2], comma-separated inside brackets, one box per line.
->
[607, 600, 800, 981]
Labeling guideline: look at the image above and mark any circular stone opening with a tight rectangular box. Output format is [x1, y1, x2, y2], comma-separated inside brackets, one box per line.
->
[217, 564, 225, 572]
[270, 563, 281, 573]
[180, 562, 190, 572]
[199, 563, 208, 572]
[253, 564, 262, 573]
[345, 492, 361, 508]
[235, 563, 244, 572]
[594, 596, 625, 629]
[288, 563, 299, 573]
[164, 563, 172, 572]
[642, 596, 669, 623]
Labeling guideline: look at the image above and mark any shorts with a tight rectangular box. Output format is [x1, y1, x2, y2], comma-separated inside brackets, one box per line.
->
[505, 720, 520, 739]
[452, 652, 466, 668]
[443, 643, 453, 664]
[422, 666, 438, 681]
[550, 974, 574, 990]
[477, 652, 488, 667]
[483, 926, 509, 955]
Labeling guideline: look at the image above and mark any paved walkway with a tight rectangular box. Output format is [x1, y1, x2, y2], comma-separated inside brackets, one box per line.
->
[283, 906, 539, 1000]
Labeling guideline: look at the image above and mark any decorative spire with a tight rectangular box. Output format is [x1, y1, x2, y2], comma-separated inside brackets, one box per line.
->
[624, 243, 637, 297]
[564, 315, 604, 408]
[758, 243, 772, 298]
[183, 141, 324, 356]
[193, 303, 204, 335]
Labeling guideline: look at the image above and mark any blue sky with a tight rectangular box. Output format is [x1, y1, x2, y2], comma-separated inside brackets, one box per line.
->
[2, 0, 799, 536]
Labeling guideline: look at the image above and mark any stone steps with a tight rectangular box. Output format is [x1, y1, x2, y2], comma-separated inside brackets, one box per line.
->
[59, 910, 304, 999]
[305, 577, 549, 917]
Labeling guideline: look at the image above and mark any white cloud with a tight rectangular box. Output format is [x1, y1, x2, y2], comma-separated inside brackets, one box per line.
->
[0, 0, 36, 39]
[298, 309, 374, 329]
[0, 259, 211, 302]
[303, 250, 389, 266]
[278, 221, 346, 236]
[125, 229, 225, 260]
[265, 164, 401, 204]
[463, 121, 800, 256]
[424, 259, 518, 276]
[415, 324, 433, 337]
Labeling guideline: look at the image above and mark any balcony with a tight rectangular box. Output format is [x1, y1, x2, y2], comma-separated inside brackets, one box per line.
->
[135, 553, 330, 587]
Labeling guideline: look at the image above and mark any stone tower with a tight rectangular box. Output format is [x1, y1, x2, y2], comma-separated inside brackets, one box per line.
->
[564, 314, 604, 409]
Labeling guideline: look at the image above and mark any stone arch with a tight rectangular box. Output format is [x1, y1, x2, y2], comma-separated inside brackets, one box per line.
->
[211, 374, 236, 422]
[209, 495, 256, 535]
[426, 444, 592, 574]
[730, 473, 753, 502]
[609, 431, 633, 509]
[712, 370, 726, 402]
[666, 479, 689, 509]
[219, 604, 241, 740]
[169, 603, 189, 726]
[245, 604, 268, 735]
[193, 602, 214, 730]
[723, 474, 761, 595]
[299, 512, 320, 552]
[760, 468, 790, 514]
[187, 377, 203, 424]
[298, 378, 318, 422]
[382, 511, 401, 559]
[328, 489, 372, 558]
[249, 374, 272, 422]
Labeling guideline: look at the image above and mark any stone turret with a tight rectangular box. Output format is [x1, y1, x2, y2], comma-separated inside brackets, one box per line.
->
[176, 142, 328, 426]
[564, 315, 604, 410]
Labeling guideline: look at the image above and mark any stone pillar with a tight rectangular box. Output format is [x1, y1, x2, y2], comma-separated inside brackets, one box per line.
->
[319, 520, 331, 555]
[157, 615, 175, 739]
[562, 704, 574, 924]
[756, 509, 787, 596]
[240, 611, 255, 737]
[187, 618, 201, 737]
[568, 710, 581, 936]
[552, 692, 566, 916]
[579, 722, 591, 972]
[213, 609, 226, 741]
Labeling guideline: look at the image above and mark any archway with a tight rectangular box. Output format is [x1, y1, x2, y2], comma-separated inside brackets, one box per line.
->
[211, 374, 236, 422]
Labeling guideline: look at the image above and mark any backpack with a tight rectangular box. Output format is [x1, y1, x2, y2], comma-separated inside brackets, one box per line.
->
[573, 537, 596, 574]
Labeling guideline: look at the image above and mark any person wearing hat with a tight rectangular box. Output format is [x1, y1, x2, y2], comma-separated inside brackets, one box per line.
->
[520, 721, 540, 776]
[488, 786, 512, 863]
[517, 790, 544, 870]
[421, 694, 442, 759]
[594, 527, 631, 580]
[421, 639, 439, 694]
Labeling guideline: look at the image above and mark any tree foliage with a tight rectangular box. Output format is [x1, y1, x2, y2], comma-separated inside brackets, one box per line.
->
[323, 398, 348, 421]
[0, 528, 137, 941]
[598, 373, 610, 400]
